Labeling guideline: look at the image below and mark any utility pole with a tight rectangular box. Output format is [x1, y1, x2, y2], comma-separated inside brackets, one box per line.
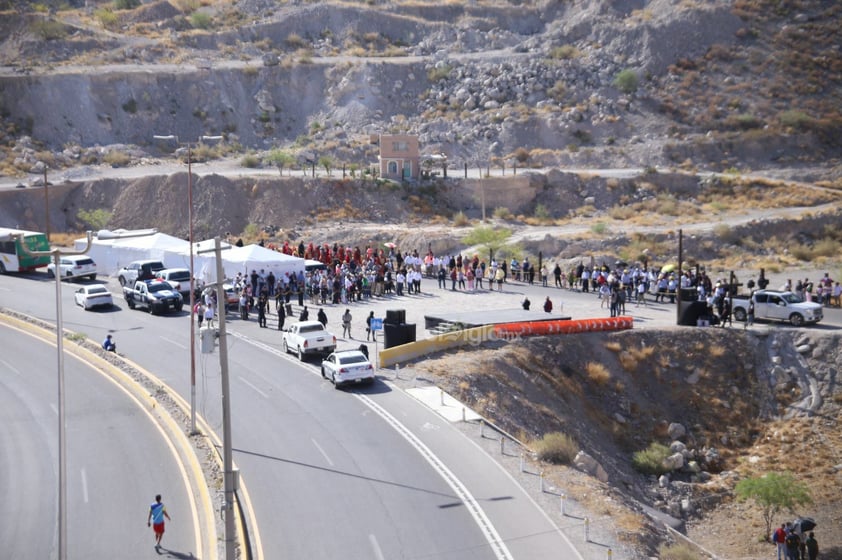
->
[213, 236, 237, 560]
[43, 167, 50, 241]
[153, 134, 222, 434]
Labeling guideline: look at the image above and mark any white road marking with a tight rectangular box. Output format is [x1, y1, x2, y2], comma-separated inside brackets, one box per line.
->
[369, 534, 385, 560]
[311, 438, 334, 467]
[80, 467, 89, 503]
[239, 376, 268, 398]
[231, 329, 514, 559]
[356, 393, 513, 560]
[0, 358, 21, 375]
[161, 337, 187, 350]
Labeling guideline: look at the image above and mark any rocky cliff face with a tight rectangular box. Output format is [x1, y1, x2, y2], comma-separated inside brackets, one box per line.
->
[1, 0, 840, 177]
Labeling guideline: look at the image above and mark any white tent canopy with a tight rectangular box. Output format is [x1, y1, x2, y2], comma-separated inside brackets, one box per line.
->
[75, 232, 188, 275]
[191, 244, 305, 284]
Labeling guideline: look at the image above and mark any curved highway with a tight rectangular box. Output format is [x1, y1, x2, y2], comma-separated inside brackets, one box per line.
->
[0, 321, 202, 559]
[0, 272, 578, 559]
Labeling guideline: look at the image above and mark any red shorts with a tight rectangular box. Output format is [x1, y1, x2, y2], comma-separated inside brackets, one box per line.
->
[153, 522, 165, 536]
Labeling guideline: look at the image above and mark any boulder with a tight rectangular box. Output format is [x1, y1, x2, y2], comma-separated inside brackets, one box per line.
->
[663, 452, 685, 471]
[574, 451, 609, 482]
[668, 422, 686, 440]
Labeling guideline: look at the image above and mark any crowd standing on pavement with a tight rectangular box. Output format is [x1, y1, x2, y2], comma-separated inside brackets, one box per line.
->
[188, 239, 839, 336]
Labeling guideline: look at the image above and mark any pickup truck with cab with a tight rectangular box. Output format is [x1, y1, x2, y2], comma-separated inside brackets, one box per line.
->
[118, 259, 166, 287]
[155, 268, 193, 299]
[731, 290, 823, 326]
[282, 320, 337, 361]
[123, 279, 184, 314]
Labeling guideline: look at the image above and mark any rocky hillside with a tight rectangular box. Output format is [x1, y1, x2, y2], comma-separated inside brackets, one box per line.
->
[1, 0, 841, 181]
[413, 327, 842, 559]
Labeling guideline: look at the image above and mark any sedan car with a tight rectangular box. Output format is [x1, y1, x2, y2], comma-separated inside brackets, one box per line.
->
[320, 350, 375, 388]
[47, 255, 97, 281]
[74, 284, 114, 310]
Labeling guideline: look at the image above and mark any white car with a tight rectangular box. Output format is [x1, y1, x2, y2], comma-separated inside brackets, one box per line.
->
[47, 255, 97, 281]
[320, 350, 375, 388]
[74, 284, 114, 310]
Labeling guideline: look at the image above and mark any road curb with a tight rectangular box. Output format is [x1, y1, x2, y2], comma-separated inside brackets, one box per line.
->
[0, 310, 221, 560]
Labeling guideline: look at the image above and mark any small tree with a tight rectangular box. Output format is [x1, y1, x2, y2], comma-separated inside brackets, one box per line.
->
[77, 208, 112, 230]
[318, 155, 333, 177]
[266, 149, 295, 176]
[462, 225, 512, 259]
[614, 69, 639, 94]
[735, 472, 812, 540]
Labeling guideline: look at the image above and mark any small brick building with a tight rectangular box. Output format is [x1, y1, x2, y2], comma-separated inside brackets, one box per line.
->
[377, 134, 420, 180]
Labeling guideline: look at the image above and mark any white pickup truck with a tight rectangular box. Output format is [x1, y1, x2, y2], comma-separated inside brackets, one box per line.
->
[282, 321, 337, 361]
[731, 290, 823, 326]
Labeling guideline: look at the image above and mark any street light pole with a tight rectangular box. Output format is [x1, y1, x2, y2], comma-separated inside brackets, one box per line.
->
[153, 134, 222, 435]
[213, 236, 237, 560]
[15, 231, 93, 560]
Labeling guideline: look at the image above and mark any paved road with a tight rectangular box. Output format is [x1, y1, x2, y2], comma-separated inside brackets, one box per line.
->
[0, 322, 202, 559]
[0, 272, 583, 560]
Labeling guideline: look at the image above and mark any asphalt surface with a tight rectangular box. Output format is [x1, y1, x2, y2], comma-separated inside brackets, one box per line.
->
[0, 322, 201, 559]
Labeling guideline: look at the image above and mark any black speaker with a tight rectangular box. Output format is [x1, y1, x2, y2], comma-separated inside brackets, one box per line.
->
[385, 309, 406, 324]
[678, 301, 709, 326]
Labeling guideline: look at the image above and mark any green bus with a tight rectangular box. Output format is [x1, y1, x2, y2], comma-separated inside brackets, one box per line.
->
[0, 228, 51, 273]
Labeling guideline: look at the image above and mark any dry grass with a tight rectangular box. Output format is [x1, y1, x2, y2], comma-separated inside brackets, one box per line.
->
[585, 361, 611, 385]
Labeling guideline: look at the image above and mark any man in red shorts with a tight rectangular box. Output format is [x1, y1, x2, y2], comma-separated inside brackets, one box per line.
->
[147, 494, 171, 552]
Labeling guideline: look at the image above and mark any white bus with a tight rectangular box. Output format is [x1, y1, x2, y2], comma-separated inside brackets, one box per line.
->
[0, 227, 51, 273]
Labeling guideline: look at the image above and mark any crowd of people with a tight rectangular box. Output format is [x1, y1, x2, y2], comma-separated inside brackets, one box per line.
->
[188, 239, 839, 333]
[772, 521, 820, 560]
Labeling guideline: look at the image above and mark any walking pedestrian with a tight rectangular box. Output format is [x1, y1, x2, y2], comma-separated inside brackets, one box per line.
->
[204, 302, 215, 329]
[745, 300, 755, 329]
[147, 494, 171, 552]
[277, 301, 285, 331]
[342, 308, 352, 339]
[366, 311, 374, 341]
[773, 523, 787, 560]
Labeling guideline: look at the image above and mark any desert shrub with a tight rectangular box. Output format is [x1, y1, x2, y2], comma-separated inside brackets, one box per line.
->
[608, 205, 635, 220]
[31, 18, 67, 40]
[632, 442, 672, 475]
[114, 0, 140, 9]
[549, 44, 579, 60]
[122, 98, 137, 113]
[585, 361, 611, 385]
[812, 237, 840, 258]
[513, 147, 530, 163]
[240, 154, 261, 168]
[533, 203, 550, 220]
[658, 542, 703, 560]
[453, 211, 470, 226]
[779, 110, 812, 130]
[427, 64, 452, 82]
[77, 208, 112, 230]
[103, 150, 131, 167]
[285, 33, 308, 49]
[614, 69, 639, 94]
[493, 207, 513, 220]
[789, 243, 813, 261]
[535, 432, 578, 465]
[547, 80, 566, 102]
[733, 113, 763, 130]
[591, 222, 608, 235]
[190, 11, 212, 29]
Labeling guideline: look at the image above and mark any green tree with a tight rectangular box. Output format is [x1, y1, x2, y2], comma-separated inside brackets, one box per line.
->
[614, 69, 639, 94]
[318, 155, 333, 177]
[735, 472, 812, 540]
[462, 225, 512, 258]
[266, 149, 295, 176]
[77, 208, 112, 230]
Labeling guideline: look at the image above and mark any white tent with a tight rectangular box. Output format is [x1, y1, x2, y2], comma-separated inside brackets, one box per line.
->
[75, 232, 188, 275]
[192, 244, 305, 284]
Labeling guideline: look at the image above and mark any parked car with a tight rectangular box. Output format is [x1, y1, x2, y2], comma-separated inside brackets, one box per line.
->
[47, 255, 97, 281]
[321, 350, 375, 388]
[732, 290, 823, 326]
[74, 284, 114, 310]
[117, 260, 166, 287]
[155, 268, 193, 299]
[282, 320, 336, 361]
